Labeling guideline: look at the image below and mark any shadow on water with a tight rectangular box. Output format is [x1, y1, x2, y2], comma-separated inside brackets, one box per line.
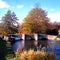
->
[0, 37, 8, 60]
[47, 40, 60, 60]
[25, 39, 47, 51]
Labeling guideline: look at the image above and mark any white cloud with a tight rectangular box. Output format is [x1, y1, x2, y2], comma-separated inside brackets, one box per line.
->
[48, 13, 60, 22]
[0, 0, 10, 8]
[44, 7, 60, 22]
[0, 17, 2, 23]
[44, 8, 55, 12]
[16, 5, 24, 9]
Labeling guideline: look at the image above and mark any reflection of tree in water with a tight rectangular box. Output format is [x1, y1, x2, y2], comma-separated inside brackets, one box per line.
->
[34, 40, 47, 51]
[0, 37, 8, 60]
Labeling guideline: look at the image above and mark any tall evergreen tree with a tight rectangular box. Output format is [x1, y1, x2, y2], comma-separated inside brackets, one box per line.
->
[1, 10, 19, 35]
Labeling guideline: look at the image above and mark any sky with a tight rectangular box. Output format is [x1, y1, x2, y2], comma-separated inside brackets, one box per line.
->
[0, 0, 60, 23]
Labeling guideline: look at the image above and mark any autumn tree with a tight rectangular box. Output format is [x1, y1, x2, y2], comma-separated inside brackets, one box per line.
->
[1, 10, 19, 35]
[20, 6, 49, 34]
[46, 22, 60, 35]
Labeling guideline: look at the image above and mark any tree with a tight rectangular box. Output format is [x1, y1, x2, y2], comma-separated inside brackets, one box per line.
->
[20, 6, 49, 34]
[1, 10, 19, 35]
[46, 22, 60, 35]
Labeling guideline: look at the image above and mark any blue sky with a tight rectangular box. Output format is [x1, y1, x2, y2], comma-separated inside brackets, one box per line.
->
[0, 0, 60, 23]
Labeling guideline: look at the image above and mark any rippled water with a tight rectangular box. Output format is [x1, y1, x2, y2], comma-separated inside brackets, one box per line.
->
[47, 40, 60, 60]
[11, 40, 60, 60]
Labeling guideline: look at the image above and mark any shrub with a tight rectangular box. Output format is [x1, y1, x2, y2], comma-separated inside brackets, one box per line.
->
[15, 49, 55, 60]
[45, 52, 55, 60]
[15, 48, 23, 60]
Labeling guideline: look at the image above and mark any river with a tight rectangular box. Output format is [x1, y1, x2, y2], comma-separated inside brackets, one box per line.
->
[47, 40, 60, 60]
[11, 40, 60, 60]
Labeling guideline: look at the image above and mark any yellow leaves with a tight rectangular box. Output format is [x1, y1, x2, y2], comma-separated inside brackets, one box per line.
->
[19, 23, 31, 34]
[19, 6, 49, 34]
[20, 51, 27, 60]
[15, 49, 55, 60]
[58, 28, 60, 35]
[27, 49, 35, 60]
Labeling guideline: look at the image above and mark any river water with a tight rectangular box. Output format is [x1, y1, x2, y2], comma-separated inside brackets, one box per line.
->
[11, 40, 60, 60]
[47, 40, 60, 60]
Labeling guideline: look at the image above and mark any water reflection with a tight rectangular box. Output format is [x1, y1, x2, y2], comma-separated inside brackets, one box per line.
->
[25, 39, 47, 51]
[47, 40, 60, 60]
[10, 39, 60, 60]
[25, 40, 60, 60]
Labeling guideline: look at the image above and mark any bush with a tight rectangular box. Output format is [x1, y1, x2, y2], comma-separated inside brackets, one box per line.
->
[15, 49, 55, 60]
[0, 37, 8, 60]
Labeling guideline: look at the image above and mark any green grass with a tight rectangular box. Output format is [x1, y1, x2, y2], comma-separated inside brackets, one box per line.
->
[5, 42, 16, 60]
[6, 55, 15, 60]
